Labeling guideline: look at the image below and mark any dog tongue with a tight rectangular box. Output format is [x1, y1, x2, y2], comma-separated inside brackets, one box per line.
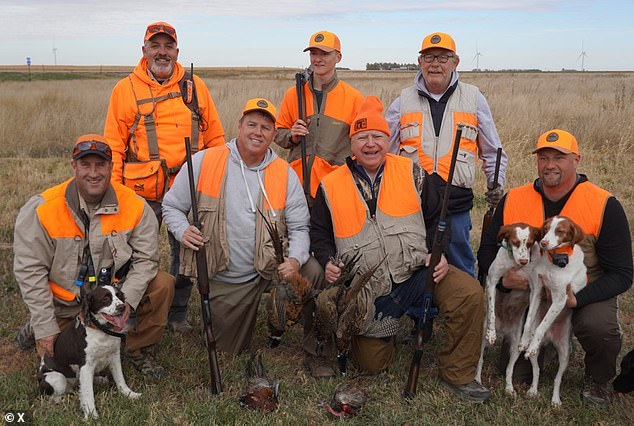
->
[102, 313, 127, 331]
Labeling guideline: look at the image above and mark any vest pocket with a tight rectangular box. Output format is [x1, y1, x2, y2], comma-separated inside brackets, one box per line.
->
[452, 149, 476, 188]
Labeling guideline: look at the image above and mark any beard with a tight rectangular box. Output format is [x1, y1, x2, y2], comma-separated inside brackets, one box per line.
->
[149, 59, 174, 80]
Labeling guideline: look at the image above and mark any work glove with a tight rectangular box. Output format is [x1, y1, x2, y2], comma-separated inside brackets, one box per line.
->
[485, 184, 504, 207]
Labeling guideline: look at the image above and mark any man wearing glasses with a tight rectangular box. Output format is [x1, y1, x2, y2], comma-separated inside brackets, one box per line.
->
[386, 32, 507, 279]
[104, 21, 225, 336]
[14, 135, 174, 377]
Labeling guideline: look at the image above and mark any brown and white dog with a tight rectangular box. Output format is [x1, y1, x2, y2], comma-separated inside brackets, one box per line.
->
[476, 222, 541, 395]
[519, 215, 587, 406]
[38, 284, 140, 419]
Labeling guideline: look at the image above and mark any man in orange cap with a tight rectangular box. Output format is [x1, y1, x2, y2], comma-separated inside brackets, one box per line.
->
[386, 32, 507, 279]
[104, 21, 225, 335]
[311, 96, 491, 402]
[15, 134, 175, 377]
[478, 129, 633, 406]
[162, 98, 323, 355]
[275, 30, 364, 206]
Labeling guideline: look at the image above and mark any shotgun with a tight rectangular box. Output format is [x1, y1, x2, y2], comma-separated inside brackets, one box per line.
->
[403, 123, 467, 399]
[295, 67, 313, 199]
[477, 147, 503, 287]
[184, 136, 223, 394]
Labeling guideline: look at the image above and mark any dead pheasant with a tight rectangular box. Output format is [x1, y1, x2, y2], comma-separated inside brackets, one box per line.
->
[239, 350, 279, 413]
[313, 252, 362, 356]
[335, 254, 387, 374]
[258, 208, 311, 348]
[325, 381, 368, 419]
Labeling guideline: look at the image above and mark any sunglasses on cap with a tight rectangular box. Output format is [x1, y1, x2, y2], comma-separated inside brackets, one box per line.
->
[73, 141, 112, 160]
[146, 23, 176, 38]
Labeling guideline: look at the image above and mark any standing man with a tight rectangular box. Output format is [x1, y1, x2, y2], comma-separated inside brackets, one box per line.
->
[104, 21, 225, 334]
[162, 98, 324, 356]
[386, 32, 507, 277]
[275, 30, 364, 205]
[14, 134, 174, 377]
[311, 97, 490, 403]
[478, 129, 633, 406]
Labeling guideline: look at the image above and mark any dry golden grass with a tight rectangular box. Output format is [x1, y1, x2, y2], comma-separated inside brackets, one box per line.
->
[1, 69, 633, 424]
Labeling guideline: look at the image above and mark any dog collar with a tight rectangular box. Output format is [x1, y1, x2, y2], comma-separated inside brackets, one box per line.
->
[545, 244, 574, 268]
[88, 313, 125, 338]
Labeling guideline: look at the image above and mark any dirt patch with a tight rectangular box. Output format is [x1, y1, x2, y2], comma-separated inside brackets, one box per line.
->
[0, 336, 35, 373]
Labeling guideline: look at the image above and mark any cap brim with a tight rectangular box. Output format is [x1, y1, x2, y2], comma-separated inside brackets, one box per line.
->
[304, 46, 336, 53]
[419, 46, 455, 54]
[73, 151, 111, 161]
[532, 146, 574, 154]
[243, 108, 276, 123]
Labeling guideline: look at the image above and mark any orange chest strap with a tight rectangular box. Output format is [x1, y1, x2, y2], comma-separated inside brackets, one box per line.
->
[48, 280, 80, 303]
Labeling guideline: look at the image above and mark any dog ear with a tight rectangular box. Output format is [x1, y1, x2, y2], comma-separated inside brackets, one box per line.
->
[530, 226, 542, 243]
[81, 289, 93, 320]
[497, 225, 512, 243]
[570, 220, 586, 245]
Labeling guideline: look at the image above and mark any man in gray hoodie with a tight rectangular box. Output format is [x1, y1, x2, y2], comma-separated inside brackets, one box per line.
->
[162, 99, 326, 363]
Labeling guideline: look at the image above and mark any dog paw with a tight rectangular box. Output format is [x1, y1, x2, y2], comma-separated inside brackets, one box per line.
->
[551, 397, 562, 407]
[126, 390, 142, 399]
[505, 385, 516, 396]
[486, 329, 497, 345]
[526, 387, 539, 398]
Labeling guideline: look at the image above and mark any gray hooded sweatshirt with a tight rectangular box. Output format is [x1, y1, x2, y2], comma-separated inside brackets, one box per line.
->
[162, 139, 310, 284]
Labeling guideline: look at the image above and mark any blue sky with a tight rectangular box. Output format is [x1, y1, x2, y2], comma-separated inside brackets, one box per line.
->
[3, 0, 633, 71]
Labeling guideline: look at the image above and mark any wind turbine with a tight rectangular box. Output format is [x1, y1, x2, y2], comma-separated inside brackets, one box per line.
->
[52, 42, 58, 66]
[578, 41, 587, 72]
[473, 43, 483, 71]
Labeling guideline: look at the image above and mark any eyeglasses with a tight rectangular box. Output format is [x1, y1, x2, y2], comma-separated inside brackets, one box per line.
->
[421, 54, 455, 64]
[73, 141, 112, 159]
[146, 24, 176, 38]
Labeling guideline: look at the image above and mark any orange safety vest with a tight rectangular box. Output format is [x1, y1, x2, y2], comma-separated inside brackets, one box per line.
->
[179, 146, 289, 280]
[504, 181, 612, 282]
[321, 154, 427, 291]
[276, 75, 363, 197]
[36, 179, 145, 302]
[398, 82, 479, 187]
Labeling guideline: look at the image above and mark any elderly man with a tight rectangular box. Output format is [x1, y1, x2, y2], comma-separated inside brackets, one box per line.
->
[311, 96, 490, 403]
[14, 134, 174, 377]
[386, 32, 507, 278]
[162, 98, 324, 357]
[275, 30, 363, 205]
[478, 129, 633, 406]
[104, 21, 225, 334]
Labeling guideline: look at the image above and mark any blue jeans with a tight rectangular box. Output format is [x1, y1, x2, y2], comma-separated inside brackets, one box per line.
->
[446, 210, 476, 278]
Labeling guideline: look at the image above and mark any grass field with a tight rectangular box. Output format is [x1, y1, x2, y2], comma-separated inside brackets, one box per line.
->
[1, 68, 633, 424]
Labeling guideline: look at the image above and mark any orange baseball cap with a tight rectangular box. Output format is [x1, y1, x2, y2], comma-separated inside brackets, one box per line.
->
[350, 96, 390, 138]
[72, 134, 112, 161]
[303, 31, 341, 53]
[533, 129, 579, 155]
[144, 21, 177, 43]
[419, 32, 456, 53]
[242, 98, 277, 122]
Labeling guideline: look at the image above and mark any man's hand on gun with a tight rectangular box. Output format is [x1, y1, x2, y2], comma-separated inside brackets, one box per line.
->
[485, 183, 504, 207]
[290, 118, 310, 144]
[425, 253, 449, 283]
[182, 224, 205, 250]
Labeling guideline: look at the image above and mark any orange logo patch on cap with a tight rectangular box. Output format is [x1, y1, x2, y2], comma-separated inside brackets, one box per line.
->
[257, 100, 269, 108]
[430, 35, 441, 44]
[546, 132, 559, 142]
[354, 118, 368, 132]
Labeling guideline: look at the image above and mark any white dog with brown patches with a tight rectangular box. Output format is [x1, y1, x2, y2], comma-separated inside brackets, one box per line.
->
[519, 215, 587, 406]
[38, 284, 141, 419]
[476, 222, 541, 395]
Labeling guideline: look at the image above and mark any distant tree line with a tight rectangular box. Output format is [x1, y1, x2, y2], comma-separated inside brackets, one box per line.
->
[366, 62, 418, 71]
